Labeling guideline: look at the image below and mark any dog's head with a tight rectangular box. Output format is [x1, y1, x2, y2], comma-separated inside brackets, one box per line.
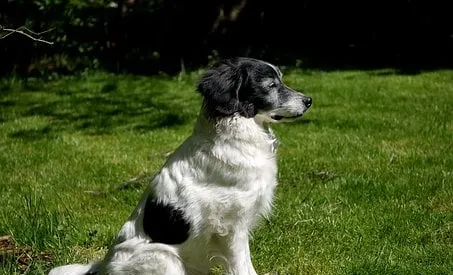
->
[197, 57, 312, 123]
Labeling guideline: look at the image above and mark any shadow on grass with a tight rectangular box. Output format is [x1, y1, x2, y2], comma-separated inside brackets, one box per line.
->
[3, 76, 197, 139]
[9, 126, 57, 141]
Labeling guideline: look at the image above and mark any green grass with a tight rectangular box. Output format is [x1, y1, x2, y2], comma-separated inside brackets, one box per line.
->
[0, 68, 452, 275]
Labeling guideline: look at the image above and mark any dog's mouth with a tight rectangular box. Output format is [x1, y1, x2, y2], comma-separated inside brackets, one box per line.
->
[270, 114, 303, 121]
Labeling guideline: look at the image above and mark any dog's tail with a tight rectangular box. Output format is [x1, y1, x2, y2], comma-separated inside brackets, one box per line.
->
[48, 262, 101, 275]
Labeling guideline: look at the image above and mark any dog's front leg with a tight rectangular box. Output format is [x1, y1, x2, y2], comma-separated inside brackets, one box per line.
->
[213, 231, 258, 275]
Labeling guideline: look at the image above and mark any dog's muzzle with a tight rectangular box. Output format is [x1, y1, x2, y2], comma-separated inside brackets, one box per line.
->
[268, 94, 312, 121]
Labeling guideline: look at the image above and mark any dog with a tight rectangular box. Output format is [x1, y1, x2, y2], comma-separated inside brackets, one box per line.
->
[49, 57, 312, 275]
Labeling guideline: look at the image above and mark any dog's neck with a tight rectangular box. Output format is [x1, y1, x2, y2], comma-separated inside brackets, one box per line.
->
[194, 106, 278, 154]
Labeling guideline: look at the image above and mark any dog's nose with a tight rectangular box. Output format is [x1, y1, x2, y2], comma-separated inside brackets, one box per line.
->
[303, 96, 312, 108]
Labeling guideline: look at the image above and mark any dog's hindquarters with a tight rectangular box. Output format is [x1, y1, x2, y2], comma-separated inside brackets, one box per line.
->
[48, 239, 186, 275]
[103, 238, 187, 275]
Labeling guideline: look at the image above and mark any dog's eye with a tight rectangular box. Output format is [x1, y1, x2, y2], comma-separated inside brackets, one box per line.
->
[268, 82, 277, 88]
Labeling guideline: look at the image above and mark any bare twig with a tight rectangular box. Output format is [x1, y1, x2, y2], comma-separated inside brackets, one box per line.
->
[0, 25, 55, 45]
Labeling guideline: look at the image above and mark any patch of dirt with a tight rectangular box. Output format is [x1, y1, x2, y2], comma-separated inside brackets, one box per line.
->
[0, 235, 53, 273]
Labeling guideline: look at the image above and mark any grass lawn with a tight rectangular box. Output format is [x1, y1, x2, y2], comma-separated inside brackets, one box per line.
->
[0, 68, 452, 275]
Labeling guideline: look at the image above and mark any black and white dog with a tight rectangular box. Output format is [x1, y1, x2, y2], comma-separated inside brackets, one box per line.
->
[49, 57, 312, 275]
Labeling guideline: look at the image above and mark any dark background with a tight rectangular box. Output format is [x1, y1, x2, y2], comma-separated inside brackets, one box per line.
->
[1, 0, 453, 76]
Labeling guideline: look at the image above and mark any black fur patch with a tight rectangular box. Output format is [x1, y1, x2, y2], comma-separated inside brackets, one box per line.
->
[197, 59, 252, 117]
[143, 196, 190, 245]
[197, 57, 282, 118]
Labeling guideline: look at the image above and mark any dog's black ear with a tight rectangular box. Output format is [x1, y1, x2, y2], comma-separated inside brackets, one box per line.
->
[197, 60, 256, 118]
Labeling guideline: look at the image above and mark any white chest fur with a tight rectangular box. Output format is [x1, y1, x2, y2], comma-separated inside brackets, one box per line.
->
[150, 114, 279, 235]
